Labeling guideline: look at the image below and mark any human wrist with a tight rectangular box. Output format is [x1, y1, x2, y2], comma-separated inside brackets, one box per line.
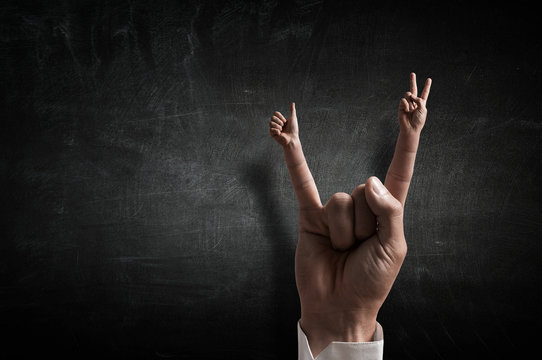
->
[282, 136, 300, 150]
[299, 310, 379, 356]
[282, 136, 304, 167]
[397, 129, 421, 153]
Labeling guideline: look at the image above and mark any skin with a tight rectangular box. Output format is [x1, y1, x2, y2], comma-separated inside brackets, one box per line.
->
[269, 73, 432, 357]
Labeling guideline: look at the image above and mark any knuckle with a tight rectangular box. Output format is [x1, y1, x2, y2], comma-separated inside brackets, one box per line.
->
[351, 184, 366, 201]
[384, 197, 403, 217]
[382, 237, 407, 263]
[327, 192, 353, 209]
[352, 184, 366, 195]
[391, 202, 404, 217]
[392, 241, 408, 260]
[272, 116, 283, 124]
[331, 191, 352, 201]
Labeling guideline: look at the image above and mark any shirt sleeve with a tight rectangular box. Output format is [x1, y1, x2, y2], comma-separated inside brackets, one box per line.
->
[297, 321, 384, 360]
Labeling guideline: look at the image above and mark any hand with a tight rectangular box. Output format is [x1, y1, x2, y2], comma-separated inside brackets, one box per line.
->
[295, 178, 404, 357]
[399, 72, 432, 133]
[269, 102, 299, 147]
[271, 73, 432, 357]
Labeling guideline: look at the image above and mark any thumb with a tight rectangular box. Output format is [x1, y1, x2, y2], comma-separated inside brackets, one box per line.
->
[290, 102, 296, 117]
[365, 176, 406, 256]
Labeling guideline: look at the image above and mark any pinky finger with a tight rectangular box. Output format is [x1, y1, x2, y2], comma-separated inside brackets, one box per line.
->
[270, 128, 281, 136]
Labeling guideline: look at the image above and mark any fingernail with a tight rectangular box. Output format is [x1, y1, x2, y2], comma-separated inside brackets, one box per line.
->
[371, 177, 386, 196]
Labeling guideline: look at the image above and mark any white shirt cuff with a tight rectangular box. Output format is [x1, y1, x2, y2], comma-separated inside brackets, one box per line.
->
[297, 321, 384, 360]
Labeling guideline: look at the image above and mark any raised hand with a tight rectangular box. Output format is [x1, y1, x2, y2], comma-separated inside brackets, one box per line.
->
[269, 102, 299, 147]
[269, 73, 432, 358]
[398, 72, 432, 132]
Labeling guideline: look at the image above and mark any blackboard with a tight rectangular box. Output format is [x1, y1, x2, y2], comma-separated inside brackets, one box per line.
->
[2, 1, 541, 358]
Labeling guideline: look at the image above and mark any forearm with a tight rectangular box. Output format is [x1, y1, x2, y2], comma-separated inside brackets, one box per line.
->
[385, 130, 421, 206]
[282, 139, 321, 210]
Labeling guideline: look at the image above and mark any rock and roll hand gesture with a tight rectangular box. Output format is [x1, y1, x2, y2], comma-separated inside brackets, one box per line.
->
[269, 73, 432, 357]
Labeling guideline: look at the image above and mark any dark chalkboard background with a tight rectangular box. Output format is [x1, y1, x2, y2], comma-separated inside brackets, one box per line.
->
[2, 1, 541, 359]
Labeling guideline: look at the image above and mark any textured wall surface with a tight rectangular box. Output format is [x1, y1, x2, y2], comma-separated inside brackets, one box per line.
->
[2, 1, 541, 358]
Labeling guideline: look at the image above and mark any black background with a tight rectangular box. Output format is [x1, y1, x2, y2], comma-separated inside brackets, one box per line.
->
[2, 1, 541, 359]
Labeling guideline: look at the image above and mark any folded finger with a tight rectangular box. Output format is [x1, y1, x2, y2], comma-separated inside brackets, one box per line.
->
[271, 115, 284, 126]
[399, 98, 409, 112]
[274, 111, 288, 123]
[405, 91, 414, 111]
[410, 95, 424, 108]
[325, 192, 355, 251]
[270, 121, 282, 130]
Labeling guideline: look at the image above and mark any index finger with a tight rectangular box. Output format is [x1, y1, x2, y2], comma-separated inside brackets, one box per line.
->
[410, 72, 417, 97]
[274, 111, 287, 123]
[420, 78, 432, 100]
